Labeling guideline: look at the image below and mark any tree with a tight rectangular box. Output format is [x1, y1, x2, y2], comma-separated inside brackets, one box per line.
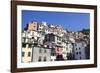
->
[80, 29, 90, 35]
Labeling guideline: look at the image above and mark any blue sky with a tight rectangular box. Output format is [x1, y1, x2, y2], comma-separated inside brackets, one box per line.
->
[22, 10, 90, 31]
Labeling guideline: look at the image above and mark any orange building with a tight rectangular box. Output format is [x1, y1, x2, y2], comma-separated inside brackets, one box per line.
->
[28, 21, 38, 31]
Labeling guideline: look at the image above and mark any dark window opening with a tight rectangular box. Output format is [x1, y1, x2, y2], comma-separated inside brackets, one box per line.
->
[38, 56, 41, 62]
[22, 52, 25, 57]
[52, 53, 55, 56]
[51, 48, 56, 56]
[79, 47, 81, 50]
[32, 37, 34, 39]
[44, 57, 46, 61]
[22, 43, 26, 48]
[76, 52, 78, 55]
[80, 57, 81, 59]
[47, 45, 49, 48]
[79, 52, 81, 55]
[28, 52, 31, 57]
[29, 44, 32, 48]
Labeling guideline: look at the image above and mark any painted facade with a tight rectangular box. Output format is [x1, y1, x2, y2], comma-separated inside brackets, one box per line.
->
[73, 41, 86, 60]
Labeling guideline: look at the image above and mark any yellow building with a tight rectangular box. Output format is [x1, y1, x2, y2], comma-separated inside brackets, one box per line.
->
[21, 43, 33, 63]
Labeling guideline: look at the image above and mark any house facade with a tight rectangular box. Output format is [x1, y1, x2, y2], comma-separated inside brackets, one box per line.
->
[27, 21, 38, 31]
[32, 46, 51, 62]
[73, 40, 86, 60]
[21, 43, 33, 63]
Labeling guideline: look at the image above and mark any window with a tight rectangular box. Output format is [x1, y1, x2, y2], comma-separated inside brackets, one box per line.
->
[47, 35, 49, 40]
[51, 59, 53, 61]
[75, 43, 77, 46]
[38, 56, 41, 62]
[22, 43, 26, 48]
[23, 38, 26, 42]
[79, 47, 81, 50]
[32, 37, 34, 39]
[80, 57, 81, 59]
[40, 28, 42, 30]
[39, 48, 42, 53]
[79, 52, 81, 55]
[29, 44, 32, 48]
[28, 38, 31, 43]
[66, 47, 68, 51]
[28, 52, 31, 57]
[76, 52, 78, 55]
[50, 34, 55, 42]
[59, 37, 61, 41]
[57, 37, 58, 40]
[22, 52, 25, 57]
[76, 48, 77, 50]
[51, 48, 56, 56]
[69, 45, 72, 48]
[44, 49, 47, 53]
[52, 53, 55, 56]
[67, 53, 69, 56]
[47, 45, 49, 48]
[44, 57, 46, 61]
[57, 37, 61, 41]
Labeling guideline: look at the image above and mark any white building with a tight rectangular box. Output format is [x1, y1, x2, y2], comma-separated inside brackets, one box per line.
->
[62, 40, 73, 60]
[61, 42, 67, 60]
[32, 47, 51, 62]
[21, 30, 33, 63]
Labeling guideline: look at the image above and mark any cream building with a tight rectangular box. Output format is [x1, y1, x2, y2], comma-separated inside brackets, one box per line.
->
[21, 43, 33, 63]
